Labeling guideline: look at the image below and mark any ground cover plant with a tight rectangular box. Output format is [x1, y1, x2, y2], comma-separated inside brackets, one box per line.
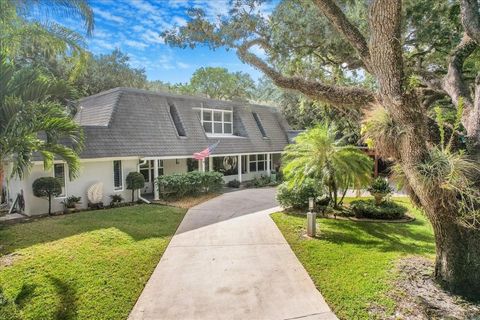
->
[271, 197, 435, 319]
[0, 204, 186, 320]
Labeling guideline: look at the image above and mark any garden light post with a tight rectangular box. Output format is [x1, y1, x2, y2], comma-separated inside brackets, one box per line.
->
[307, 197, 316, 237]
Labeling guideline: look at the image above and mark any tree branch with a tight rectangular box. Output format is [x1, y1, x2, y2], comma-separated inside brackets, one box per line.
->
[237, 39, 377, 109]
[442, 34, 477, 107]
[460, 0, 480, 44]
[313, 0, 371, 70]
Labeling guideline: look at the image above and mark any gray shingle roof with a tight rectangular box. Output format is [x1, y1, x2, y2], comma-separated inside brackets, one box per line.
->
[74, 87, 291, 158]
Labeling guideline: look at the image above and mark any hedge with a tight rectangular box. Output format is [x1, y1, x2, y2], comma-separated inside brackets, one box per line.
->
[156, 171, 223, 199]
[350, 199, 407, 220]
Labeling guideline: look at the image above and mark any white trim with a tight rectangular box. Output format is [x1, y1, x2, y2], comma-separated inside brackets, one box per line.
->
[113, 160, 124, 192]
[53, 163, 67, 199]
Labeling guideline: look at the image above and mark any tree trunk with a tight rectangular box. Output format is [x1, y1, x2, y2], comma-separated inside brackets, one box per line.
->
[0, 164, 4, 204]
[48, 194, 52, 215]
[433, 217, 480, 300]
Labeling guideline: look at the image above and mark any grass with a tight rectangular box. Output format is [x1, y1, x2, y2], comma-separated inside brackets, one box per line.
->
[271, 197, 435, 320]
[0, 204, 186, 320]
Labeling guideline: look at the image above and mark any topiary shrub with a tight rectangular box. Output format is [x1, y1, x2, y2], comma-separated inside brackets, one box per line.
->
[350, 199, 407, 220]
[276, 179, 325, 210]
[126, 172, 145, 203]
[368, 177, 393, 205]
[157, 171, 223, 200]
[32, 177, 62, 215]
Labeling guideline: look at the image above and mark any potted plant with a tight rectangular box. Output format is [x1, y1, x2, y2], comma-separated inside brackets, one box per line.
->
[367, 177, 393, 205]
[109, 194, 124, 207]
[62, 196, 81, 213]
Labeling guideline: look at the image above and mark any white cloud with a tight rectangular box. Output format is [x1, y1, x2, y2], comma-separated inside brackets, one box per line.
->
[177, 62, 190, 69]
[141, 29, 165, 44]
[93, 7, 125, 23]
[130, 0, 161, 14]
[172, 16, 187, 26]
[91, 39, 116, 51]
[132, 25, 144, 32]
[125, 40, 148, 49]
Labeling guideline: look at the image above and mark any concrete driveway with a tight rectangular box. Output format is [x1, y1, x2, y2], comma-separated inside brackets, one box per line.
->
[129, 187, 336, 320]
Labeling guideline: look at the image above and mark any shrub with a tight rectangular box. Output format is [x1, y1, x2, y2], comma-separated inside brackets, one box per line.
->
[276, 179, 325, 210]
[350, 199, 407, 220]
[32, 177, 62, 215]
[252, 175, 272, 188]
[109, 194, 124, 207]
[157, 171, 223, 200]
[227, 179, 241, 188]
[62, 195, 81, 208]
[367, 177, 393, 205]
[126, 172, 145, 203]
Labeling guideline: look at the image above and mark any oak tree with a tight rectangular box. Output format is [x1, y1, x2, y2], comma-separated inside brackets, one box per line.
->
[164, 0, 480, 298]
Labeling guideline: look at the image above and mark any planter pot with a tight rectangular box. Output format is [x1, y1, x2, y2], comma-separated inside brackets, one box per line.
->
[370, 192, 387, 205]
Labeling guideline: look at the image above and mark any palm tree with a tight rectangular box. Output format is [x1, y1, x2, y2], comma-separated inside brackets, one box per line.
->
[0, 0, 94, 76]
[0, 57, 83, 201]
[282, 124, 373, 208]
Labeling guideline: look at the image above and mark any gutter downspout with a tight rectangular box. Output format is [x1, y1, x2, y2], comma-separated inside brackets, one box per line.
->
[137, 159, 151, 204]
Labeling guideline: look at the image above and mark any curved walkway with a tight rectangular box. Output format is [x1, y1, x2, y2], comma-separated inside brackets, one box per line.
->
[129, 188, 337, 320]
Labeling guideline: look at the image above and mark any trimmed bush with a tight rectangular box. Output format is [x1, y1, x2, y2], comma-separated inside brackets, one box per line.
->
[276, 179, 325, 210]
[32, 177, 62, 215]
[350, 199, 407, 220]
[227, 179, 241, 188]
[157, 171, 223, 200]
[126, 172, 145, 203]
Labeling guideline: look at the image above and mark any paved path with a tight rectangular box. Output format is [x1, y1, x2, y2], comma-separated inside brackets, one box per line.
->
[129, 188, 336, 320]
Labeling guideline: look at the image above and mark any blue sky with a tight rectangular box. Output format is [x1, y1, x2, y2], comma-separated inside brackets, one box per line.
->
[58, 0, 276, 83]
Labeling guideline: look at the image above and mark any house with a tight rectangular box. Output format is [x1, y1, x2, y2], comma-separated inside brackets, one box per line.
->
[4, 87, 292, 215]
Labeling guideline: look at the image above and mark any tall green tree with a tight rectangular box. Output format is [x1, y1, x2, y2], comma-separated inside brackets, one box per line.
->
[0, 0, 94, 77]
[150, 67, 255, 101]
[0, 58, 83, 199]
[283, 124, 372, 208]
[74, 49, 148, 96]
[164, 0, 480, 298]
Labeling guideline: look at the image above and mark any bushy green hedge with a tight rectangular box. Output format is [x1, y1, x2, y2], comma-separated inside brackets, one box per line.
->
[350, 199, 407, 220]
[276, 179, 324, 210]
[157, 171, 223, 199]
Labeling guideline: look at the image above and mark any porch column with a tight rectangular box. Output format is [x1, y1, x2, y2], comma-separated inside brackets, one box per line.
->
[267, 153, 271, 176]
[153, 159, 159, 200]
[237, 155, 242, 183]
[247, 155, 250, 173]
[209, 157, 213, 172]
[201, 159, 206, 172]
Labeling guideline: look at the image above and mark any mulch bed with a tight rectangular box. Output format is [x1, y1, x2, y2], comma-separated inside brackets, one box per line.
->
[322, 213, 415, 223]
[375, 256, 480, 319]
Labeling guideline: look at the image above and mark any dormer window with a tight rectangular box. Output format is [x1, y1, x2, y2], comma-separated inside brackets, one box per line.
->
[197, 108, 233, 135]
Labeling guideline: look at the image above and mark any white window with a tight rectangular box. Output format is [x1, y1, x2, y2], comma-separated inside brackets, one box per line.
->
[248, 154, 274, 172]
[53, 163, 66, 197]
[249, 154, 268, 172]
[198, 108, 233, 135]
[113, 160, 123, 191]
[139, 160, 164, 183]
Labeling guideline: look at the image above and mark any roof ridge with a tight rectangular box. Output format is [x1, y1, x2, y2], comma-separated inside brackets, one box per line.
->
[80, 87, 279, 110]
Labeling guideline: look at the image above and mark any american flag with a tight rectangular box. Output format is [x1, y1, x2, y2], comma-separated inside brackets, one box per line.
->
[193, 141, 219, 160]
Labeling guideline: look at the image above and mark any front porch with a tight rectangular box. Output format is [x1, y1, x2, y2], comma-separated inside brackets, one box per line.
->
[139, 152, 282, 201]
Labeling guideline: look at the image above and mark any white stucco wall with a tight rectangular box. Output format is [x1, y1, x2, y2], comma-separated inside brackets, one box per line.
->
[8, 157, 139, 216]
[6, 153, 283, 215]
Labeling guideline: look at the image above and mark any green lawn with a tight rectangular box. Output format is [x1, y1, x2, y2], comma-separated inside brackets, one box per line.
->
[0, 205, 186, 320]
[271, 197, 435, 320]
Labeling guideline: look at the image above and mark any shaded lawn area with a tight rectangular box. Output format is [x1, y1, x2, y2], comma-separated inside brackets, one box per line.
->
[271, 197, 435, 320]
[0, 204, 186, 320]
